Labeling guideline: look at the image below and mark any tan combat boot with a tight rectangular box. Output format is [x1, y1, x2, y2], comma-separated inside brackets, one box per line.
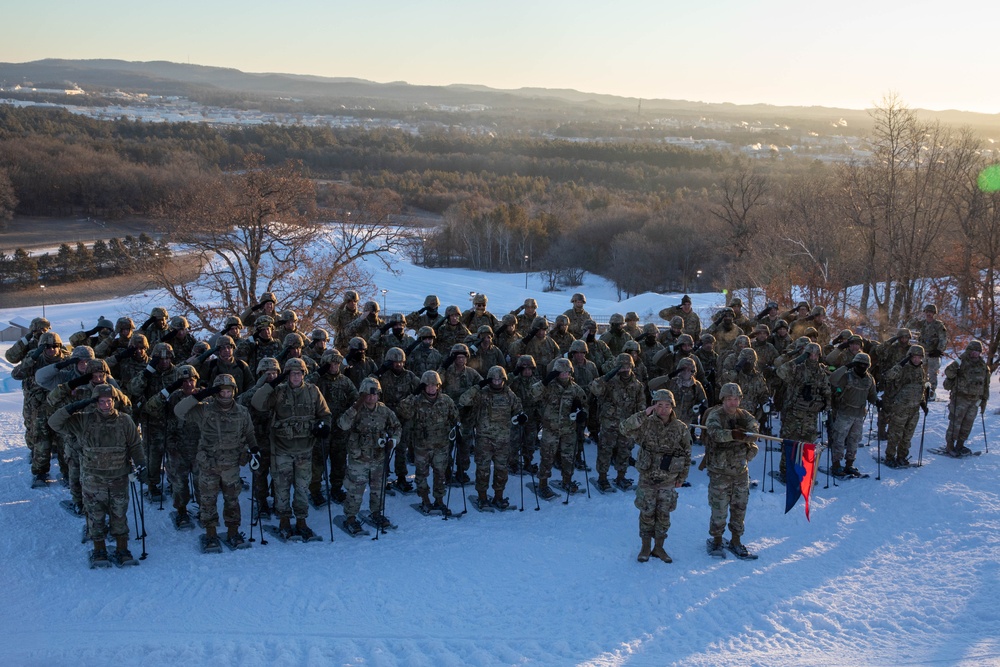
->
[418, 490, 432, 512]
[637, 536, 652, 562]
[651, 537, 672, 563]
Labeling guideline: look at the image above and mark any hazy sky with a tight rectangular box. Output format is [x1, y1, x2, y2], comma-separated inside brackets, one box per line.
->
[3, 0, 997, 113]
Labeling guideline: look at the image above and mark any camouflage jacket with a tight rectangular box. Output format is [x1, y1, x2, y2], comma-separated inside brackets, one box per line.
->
[664, 376, 708, 425]
[397, 392, 459, 448]
[406, 343, 444, 377]
[907, 318, 948, 356]
[337, 402, 402, 463]
[599, 329, 633, 356]
[590, 373, 646, 425]
[175, 395, 256, 469]
[509, 335, 560, 370]
[563, 308, 593, 339]
[49, 406, 145, 481]
[619, 410, 692, 485]
[306, 370, 359, 417]
[459, 384, 522, 440]
[377, 368, 420, 411]
[882, 361, 928, 410]
[252, 381, 332, 455]
[703, 406, 759, 476]
[199, 357, 255, 394]
[829, 366, 877, 418]
[658, 305, 702, 338]
[943, 353, 990, 404]
[530, 377, 588, 434]
[776, 359, 831, 414]
[236, 334, 282, 373]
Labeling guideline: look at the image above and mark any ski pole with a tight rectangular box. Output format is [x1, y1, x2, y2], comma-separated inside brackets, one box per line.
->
[322, 441, 334, 542]
[136, 472, 148, 560]
[158, 448, 165, 511]
[129, 478, 141, 541]
[917, 409, 927, 467]
[248, 466, 256, 544]
[982, 411, 990, 454]
[456, 425, 468, 515]
[865, 410, 874, 448]
[876, 430, 882, 481]
[445, 427, 457, 519]
[760, 433, 768, 494]
[518, 425, 525, 512]
[580, 427, 591, 500]
[525, 426, 540, 510]
[373, 439, 393, 541]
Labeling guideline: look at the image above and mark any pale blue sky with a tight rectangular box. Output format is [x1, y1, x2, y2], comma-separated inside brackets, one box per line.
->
[3, 0, 996, 112]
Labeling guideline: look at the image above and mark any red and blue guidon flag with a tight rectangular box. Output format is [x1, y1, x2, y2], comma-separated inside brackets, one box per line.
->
[782, 439, 817, 520]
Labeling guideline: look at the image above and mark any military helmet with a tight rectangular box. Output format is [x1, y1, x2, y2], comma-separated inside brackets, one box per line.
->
[583, 319, 598, 331]
[348, 337, 367, 351]
[450, 343, 470, 357]
[677, 334, 694, 347]
[152, 342, 174, 359]
[115, 317, 135, 333]
[897, 328, 911, 339]
[967, 340, 984, 353]
[319, 349, 344, 367]
[91, 383, 115, 400]
[175, 364, 200, 381]
[213, 374, 238, 393]
[150, 306, 169, 320]
[255, 315, 275, 329]
[676, 357, 696, 372]
[487, 365, 508, 383]
[257, 357, 281, 374]
[417, 326, 436, 339]
[96, 317, 114, 331]
[283, 357, 308, 373]
[775, 319, 789, 331]
[625, 312, 639, 322]
[793, 336, 810, 351]
[552, 358, 574, 373]
[477, 325, 494, 336]
[39, 331, 63, 347]
[423, 294, 440, 308]
[700, 333, 716, 344]
[670, 316, 684, 329]
[502, 313, 518, 327]
[420, 370, 442, 386]
[738, 348, 758, 364]
[719, 382, 743, 399]
[836, 328, 853, 341]
[569, 339, 589, 354]
[129, 332, 148, 349]
[445, 305, 461, 317]
[810, 306, 826, 318]
[516, 355, 536, 370]
[642, 323, 659, 336]
[259, 291, 277, 305]
[363, 301, 379, 314]
[907, 345, 925, 357]
[211, 334, 233, 349]
[717, 307, 734, 319]
[805, 342, 822, 356]
[169, 315, 189, 330]
[385, 347, 406, 363]
[650, 389, 676, 406]
[283, 332, 304, 349]
[277, 309, 299, 324]
[389, 313, 406, 327]
[554, 314, 570, 327]
[853, 352, 872, 366]
[848, 335, 863, 345]
[523, 298, 538, 309]
[30, 317, 51, 334]
[923, 304, 938, 314]
[803, 327, 819, 338]
[729, 297, 743, 308]
[359, 376, 381, 395]
[86, 358, 110, 375]
[192, 341, 211, 356]
[616, 353, 635, 368]
[609, 313, 625, 325]
[622, 340, 640, 353]
[344, 290, 360, 302]
[795, 300, 810, 311]
[571, 293, 587, 304]
[681, 295, 692, 305]
[310, 328, 330, 342]
[765, 300, 779, 310]
[472, 294, 487, 306]
[754, 323, 771, 336]
[71, 345, 95, 361]
[531, 316, 549, 330]
[735, 335, 750, 348]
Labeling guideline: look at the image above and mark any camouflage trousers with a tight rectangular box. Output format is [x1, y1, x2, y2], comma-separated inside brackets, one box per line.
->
[454, 424, 474, 474]
[394, 423, 413, 480]
[538, 428, 576, 485]
[708, 472, 749, 539]
[946, 395, 979, 448]
[196, 459, 242, 529]
[635, 472, 681, 540]
[64, 439, 82, 506]
[141, 423, 167, 490]
[779, 410, 820, 476]
[415, 442, 450, 500]
[926, 356, 941, 393]
[344, 455, 387, 518]
[886, 407, 919, 461]
[31, 409, 65, 477]
[167, 442, 198, 513]
[509, 422, 539, 469]
[273, 450, 312, 520]
[82, 474, 130, 541]
[310, 431, 347, 497]
[596, 420, 632, 478]
[475, 433, 511, 495]
[830, 412, 867, 464]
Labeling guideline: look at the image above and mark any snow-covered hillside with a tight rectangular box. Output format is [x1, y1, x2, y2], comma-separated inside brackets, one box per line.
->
[1, 255, 998, 666]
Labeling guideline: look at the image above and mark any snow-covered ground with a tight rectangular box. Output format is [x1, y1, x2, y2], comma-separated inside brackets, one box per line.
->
[1, 256, 999, 666]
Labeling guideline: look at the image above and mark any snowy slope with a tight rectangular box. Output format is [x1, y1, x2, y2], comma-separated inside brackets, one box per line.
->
[2, 257, 999, 666]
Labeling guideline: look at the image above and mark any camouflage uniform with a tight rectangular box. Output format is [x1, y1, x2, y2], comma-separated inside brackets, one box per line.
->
[435, 309, 472, 353]
[467, 330, 507, 376]
[510, 299, 539, 339]
[199, 355, 255, 394]
[12, 340, 70, 479]
[127, 348, 179, 496]
[397, 388, 459, 503]
[337, 398, 402, 519]
[620, 405, 692, 541]
[600, 316, 634, 356]
[306, 357, 358, 500]
[530, 373, 588, 488]
[148, 382, 200, 516]
[369, 324, 414, 366]
[495, 315, 523, 362]
[4, 317, 49, 364]
[508, 359, 542, 470]
[459, 378, 522, 500]
[548, 316, 576, 356]
[776, 348, 830, 473]
[658, 300, 702, 338]
[405, 295, 441, 332]
[908, 309, 948, 394]
[828, 358, 878, 467]
[440, 357, 482, 477]
[693, 337, 720, 405]
[239, 371, 278, 514]
[251, 377, 332, 522]
[703, 404, 759, 542]
[580, 322, 614, 371]
[236, 326, 282, 375]
[407, 339, 445, 377]
[461, 300, 500, 333]
[175, 390, 256, 531]
[377, 363, 420, 484]
[563, 298, 594, 339]
[509, 329, 561, 376]
[722, 348, 770, 419]
[330, 299, 361, 353]
[590, 367, 646, 482]
[706, 311, 742, 360]
[49, 397, 145, 544]
[881, 353, 928, 464]
[943, 344, 990, 454]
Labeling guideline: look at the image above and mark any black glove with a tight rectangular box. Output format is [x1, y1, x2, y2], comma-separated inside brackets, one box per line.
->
[795, 352, 808, 364]
[442, 353, 457, 370]
[140, 317, 156, 331]
[929, 350, 943, 358]
[735, 360, 748, 373]
[837, 340, 850, 350]
[132, 464, 148, 484]
[377, 362, 392, 377]
[414, 382, 426, 395]
[379, 321, 393, 334]
[668, 367, 683, 378]
[479, 378, 490, 388]
[603, 364, 622, 381]
[920, 401, 929, 415]
[68, 372, 94, 389]
[55, 358, 76, 370]
[405, 340, 421, 355]
[194, 386, 222, 400]
[417, 306, 428, 315]
[66, 397, 97, 414]
[143, 363, 157, 377]
[85, 325, 101, 336]
[346, 349, 362, 364]
[29, 346, 45, 360]
[251, 302, 263, 312]
[692, 401, 707, 415]
[875, 398, 884, 410]
[268, 371, 289, 388]
[511, 412, 528, 425]
[113, 347, 132, 361]
[570, 408, 588, 422]
[166, 378, 185, 393]
[312, 420, 331, 438]
[195, 346, 215, 364]
[645, 334, 657, 346]
[732, 428, 747, 441]
[898, 357, 909, 367]
[542, 369, 559, 386]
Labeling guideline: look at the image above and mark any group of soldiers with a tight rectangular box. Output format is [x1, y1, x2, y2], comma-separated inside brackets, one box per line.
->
[5, 289, 992, 566]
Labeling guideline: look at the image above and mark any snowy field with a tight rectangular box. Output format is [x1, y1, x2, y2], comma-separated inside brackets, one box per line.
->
[1, 255, 999, 666]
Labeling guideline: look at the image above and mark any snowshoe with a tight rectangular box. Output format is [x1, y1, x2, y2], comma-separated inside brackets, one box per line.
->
[523, 461, 539, 475]
[89, 548, 112, 569]
[532, 482, 560, 501]
[171, 511, 195, 531]
[329, 488, 347, 504]
[224, 532, 251, 550]
[394, 478, 414, 493]
[60, 499, 85, 518]
[574, 458, 591, 472]
[490, 495, 512, 511]
[109, 548, 139, 567]
[592, 477, 616, 494]
[362, 511, 397, 531]
[725, 539, 758, 560]
[295, 524, 323, 542]
[706, 538, 726, 559]
[31, 474, 49, 489]
[309, 491, 329, 508]
[454, 471, 471, 485]
[334, 515, 370, 537]
[471, 494, 495, 512]
[613, 476, 634, 491]
[199, 534, 224, 554]
[433, 499, 454, 516]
